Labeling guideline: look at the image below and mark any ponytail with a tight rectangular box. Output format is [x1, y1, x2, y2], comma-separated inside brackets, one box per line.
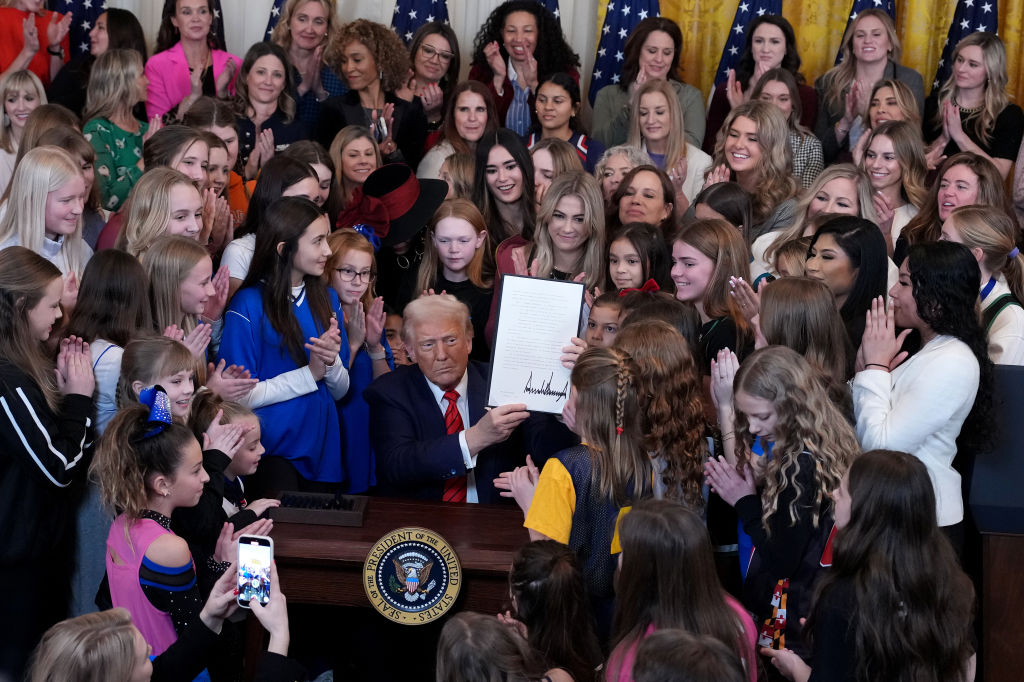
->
[947, 206, 1024, 302]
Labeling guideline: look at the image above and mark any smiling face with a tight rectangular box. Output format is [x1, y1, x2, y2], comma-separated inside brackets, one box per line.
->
[329, 246, 373, 305]
[585, 304, 622, 348]
[341, 137, 377, 186]
[735, 390, 779, 442]
[44, 174, 86, 240]
[207, 146, 230, 195]
[638, 29, 675, 80]
[670, 239, 715, 304]
[5, 86, 40, 132]
[851, 15, 890, 65]
[149, 369, 196, 418]
[453, 90, 487, 143]
[485, 145, 523, 204]
[179, 255, 215, 317]
[723, 115, 762, 175]
[414, 32, 454, 84]
[171, 0, 213, 43]
[290, 215, 332, 282]
[433, 216, 485, 280]
[289, 0, 328, 51]
[805, 233, 857, 307]
[90, 12, 109, 56]
[309, 162, 332, 207]
[808, 177, 859, 217]
[171, 140, 210, 189]
[618, 170, 671, 225]
[227, 415, 265, 478]
[246, 54, 287, 108]
[751, 22, 786, 71]
[26, 276, 63, 341]
[758, 80, 793, 120]
[954, 45, 988, 92]
[937, 164, 980, 222]
[535, 81, 575, 133]
[165, 182, 204, 240]
[502, 11, 537, 64]
[338, 40, 378, 92]
[608, 236, 645, 290]
[864, 135, 902, 193]
[166, 438, 208, 509]
[547, 194, 588, 254]
[638, 91, 670, 145]
[868, 86, 906, 127]
[282, 176, 321, 203]
[600, 153, 634, 200]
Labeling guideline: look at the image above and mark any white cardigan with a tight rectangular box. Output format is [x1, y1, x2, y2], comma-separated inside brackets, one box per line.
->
[984, 276, 1024, 366]
[852, 335, 980, 526]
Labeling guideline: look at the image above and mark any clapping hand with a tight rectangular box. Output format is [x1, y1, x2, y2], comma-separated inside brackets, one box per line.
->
[858, 295, 911, 372]
[55, 336, 94, 397]
[704, 455, 756, 506]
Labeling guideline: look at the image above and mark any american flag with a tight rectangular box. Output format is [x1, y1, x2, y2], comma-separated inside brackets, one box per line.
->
[536, 0, 561, 23]
[711, 1, 783, 88]
[209, 0, 227, 51]
[265, 0, 287, 40]
[50, 0, 104, 56]
[932, 3, 998, 90]
[835, 0, 896, 64]
[392, 0, 450, 45]
[588, 0, 659, 104]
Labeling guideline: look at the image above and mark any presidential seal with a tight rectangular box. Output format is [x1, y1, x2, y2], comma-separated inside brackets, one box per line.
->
[363, 526, 461, 625]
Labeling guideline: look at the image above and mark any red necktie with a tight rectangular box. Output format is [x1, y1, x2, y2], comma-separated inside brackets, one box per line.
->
[442, 389, 467, 503]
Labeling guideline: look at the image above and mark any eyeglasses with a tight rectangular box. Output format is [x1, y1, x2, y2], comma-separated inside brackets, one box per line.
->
[335, 267, 376, 283]
[420, 44, 455, 64]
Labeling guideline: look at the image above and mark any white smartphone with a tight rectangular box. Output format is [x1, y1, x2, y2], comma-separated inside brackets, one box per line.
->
[236, 534, 273, 609]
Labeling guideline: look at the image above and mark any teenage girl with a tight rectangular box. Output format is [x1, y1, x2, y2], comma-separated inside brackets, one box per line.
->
[0, 247, 94, 678]
[0, 145, 89, 286]
[606, 500, 757, 682]
[671, 218, 752, 368]
[522, 347, 649, 636]
[219, 196, 349, 493]
[325, 228, 393, 493]
[691, 181, 754, 246]
[282, 140, 335, 211]
[941, 205, 1024, 365]
[90, 389, 209, 656]
[530, 137, 583, 210]
[181, 96, 249, 227]
[607, 222, 672, 293]
[416, 198, 493, 361]
[706, 346, 859, 658]
[585, 292, 625, 349]
[117, 168, 204, 258]
[502, 540, 603, 682]
[763, 450, 976, 682]
[31, 125, 107, 251]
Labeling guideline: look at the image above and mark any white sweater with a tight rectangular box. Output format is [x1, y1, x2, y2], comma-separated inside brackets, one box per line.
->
[853, 335, 980, 526]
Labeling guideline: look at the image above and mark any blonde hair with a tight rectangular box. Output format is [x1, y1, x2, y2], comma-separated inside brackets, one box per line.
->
[326, 228, 378, 309]
[0, 69, 45, 153]
[674, 218, 751, 333]
[28, 608, 138, 682]
[710, 101, 797, 223]
[867, 79, 922, 128]
[734, 346, 858, 532]
[328, 125, 381, 209]
[0, 145, 87, 277]
[628, 79, 687, 167]
[115, 336, 196, 409]
[83, 48, 143, 122]
[772, 236, 811, 277]
[764, 164, 877, 267]
[141, 235, 211, 334]
[946, 206, 1024, 302]
[933, 32, 1010, 147]
[270, 0, 338, 51]
[417, 198, 490, 293]
[822, 10, 902, 113]
[533, 170, 606, 290]
[117, 168, 199, 259]
[441, 152, 475, 200]
[530, 136, 583, 175]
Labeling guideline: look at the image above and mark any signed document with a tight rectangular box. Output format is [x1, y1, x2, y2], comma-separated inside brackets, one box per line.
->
[487, 275, 585, 413]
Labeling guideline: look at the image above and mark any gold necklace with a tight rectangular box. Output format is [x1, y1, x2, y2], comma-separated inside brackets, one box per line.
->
[954, 98, 983, 114]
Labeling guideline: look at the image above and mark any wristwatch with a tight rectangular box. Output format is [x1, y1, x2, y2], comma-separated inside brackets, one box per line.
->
[47, 44, 64, 59]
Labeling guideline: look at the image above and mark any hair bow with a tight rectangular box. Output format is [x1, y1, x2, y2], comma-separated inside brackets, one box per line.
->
[351, 224, 382, 252]
[618, 279, 661, 297]
[137, 385, 174, 440]
[335, 187, 390, 239]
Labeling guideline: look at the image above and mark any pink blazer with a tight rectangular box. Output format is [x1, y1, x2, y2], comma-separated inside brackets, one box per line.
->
[144, 42, 241, 120]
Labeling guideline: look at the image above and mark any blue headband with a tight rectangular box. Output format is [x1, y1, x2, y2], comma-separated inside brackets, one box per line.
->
[137, 386, 174, 440]
[352, 223, 382, 252]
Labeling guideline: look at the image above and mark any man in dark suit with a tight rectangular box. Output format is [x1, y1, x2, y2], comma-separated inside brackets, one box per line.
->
[364, 294, 529, 503]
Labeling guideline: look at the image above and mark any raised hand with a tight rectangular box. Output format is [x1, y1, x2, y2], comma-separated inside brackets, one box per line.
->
[710, 348, 740, 412]
[55, 336, 94, 397]
[215, 58, 237, 99]
[181, 322, 213, 360]
[205, 359, 258, 401]
[46, 12, 72, 51]
[704, 455, 756, 506]
[729, 276, 760, 324]
[204, 265, 230, 322]
[22, 15, 39, 56]
[858, 296, 911, 371]
[702, 164, 731, 190]
[61, 271, 79, 311]
[483, 41, 506, 82]
[365, 297, 386, 351]
[419, 81, 444, 120]
[725, 69, 744, 109]
[203, 409, 247, 458]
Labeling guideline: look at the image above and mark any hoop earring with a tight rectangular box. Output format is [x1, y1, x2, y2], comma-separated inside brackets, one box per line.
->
[379, 69, 383, 81]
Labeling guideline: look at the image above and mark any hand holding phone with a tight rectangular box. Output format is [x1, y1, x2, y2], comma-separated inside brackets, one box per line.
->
[237, 534, 273, 608]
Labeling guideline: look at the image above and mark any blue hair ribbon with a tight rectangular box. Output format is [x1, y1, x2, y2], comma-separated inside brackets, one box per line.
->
[137, 386, 174, 440]
[351, 223, 382, 252]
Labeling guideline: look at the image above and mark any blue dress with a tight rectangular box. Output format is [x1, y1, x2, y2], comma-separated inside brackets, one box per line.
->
[338, 330, 394, 494]
[219, 284, 348, 483]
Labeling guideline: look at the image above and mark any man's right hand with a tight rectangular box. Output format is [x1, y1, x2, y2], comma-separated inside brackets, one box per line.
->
[465, 403, 529, 455]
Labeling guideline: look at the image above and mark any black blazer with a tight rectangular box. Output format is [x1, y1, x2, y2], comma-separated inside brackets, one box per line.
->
[315, 90, 427, 170]
[364, 361, 524, 504]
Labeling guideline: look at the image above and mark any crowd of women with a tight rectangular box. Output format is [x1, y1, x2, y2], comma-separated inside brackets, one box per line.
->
[0, 0, 1011, 679]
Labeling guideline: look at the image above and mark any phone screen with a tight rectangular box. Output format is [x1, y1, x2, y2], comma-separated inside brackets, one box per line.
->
[237, 535, 273, 608]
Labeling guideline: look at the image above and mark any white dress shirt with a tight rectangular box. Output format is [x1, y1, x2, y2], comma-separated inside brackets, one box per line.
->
[424, 371, 479, 503]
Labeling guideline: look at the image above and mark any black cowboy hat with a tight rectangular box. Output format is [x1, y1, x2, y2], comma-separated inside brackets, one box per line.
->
[337, 163, 448, 247]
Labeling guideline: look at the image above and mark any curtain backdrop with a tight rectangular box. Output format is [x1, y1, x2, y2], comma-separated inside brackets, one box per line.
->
[109, 0, 1024, 108]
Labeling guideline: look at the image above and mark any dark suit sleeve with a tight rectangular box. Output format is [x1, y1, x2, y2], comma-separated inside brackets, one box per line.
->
[315, 97, 347, 149]
[365, 375, 466, 494]
[393, 96, 427, 171]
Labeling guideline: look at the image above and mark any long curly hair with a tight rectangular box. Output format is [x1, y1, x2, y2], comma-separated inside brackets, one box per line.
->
[709, 100, 797, 224]
[901, 152, 1011, 246]
[932, 32, 1010, 147]
[326, 19, 410, 92]
[470, 0, 579, 76]
[734, 346, 859, 533]
[619, 17, 683, 87]
[807, 450, 975, 682]
[906, 242, 995, 454]
[613, 321, 707, 510]
[735, 15, 802, 88]
[820, 9, 902, 113]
